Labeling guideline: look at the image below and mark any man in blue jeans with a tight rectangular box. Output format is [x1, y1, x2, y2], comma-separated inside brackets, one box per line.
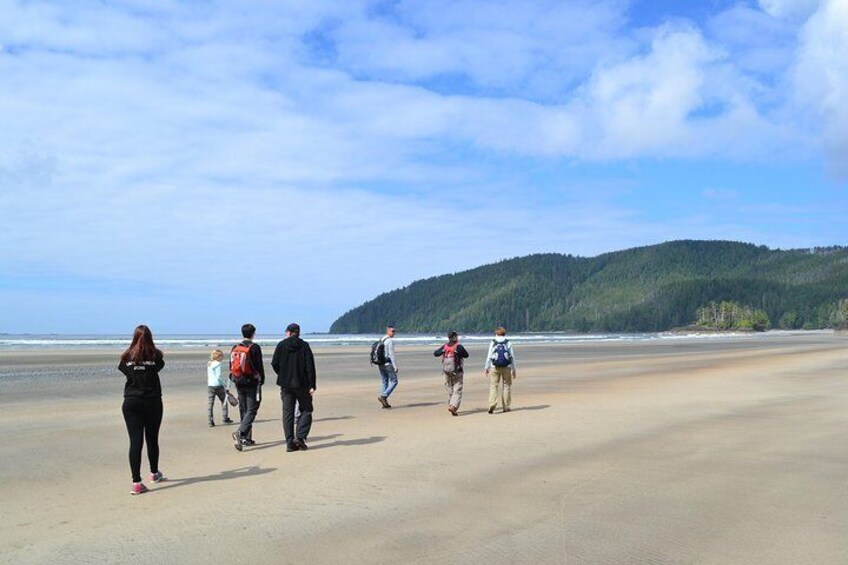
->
[377, 325, 398, 409]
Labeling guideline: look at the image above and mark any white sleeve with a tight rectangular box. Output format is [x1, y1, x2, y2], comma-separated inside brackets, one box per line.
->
[385, 338, 397, 370]
[484, 341, 494, 370]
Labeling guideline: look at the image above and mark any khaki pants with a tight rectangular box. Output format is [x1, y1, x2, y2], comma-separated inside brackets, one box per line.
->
[444, 371, 464, 409]
[488, 366, 513, 410]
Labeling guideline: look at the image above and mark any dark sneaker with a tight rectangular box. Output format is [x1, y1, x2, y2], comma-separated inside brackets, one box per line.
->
[286, 443, 299, 452]
[244, 438, 256, 446]
[232, 431, 243, 452]
[294, 439, 308, 451]
[223, 418, 234, 424]
[487, 406, 496, 414]
[448, 405, 458, 416]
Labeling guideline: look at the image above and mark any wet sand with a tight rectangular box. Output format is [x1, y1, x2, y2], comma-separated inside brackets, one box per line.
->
[1, 333, 847, 564]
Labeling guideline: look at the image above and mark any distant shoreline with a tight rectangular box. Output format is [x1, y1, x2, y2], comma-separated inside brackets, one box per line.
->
[0, 329, 833, 352]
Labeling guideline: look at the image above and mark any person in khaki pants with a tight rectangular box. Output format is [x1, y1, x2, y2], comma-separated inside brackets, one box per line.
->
[433, 331, 470, 416]
[484, 327, 517, 413]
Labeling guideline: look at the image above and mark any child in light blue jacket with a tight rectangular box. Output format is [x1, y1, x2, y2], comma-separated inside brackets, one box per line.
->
[207, 349, 233, 427]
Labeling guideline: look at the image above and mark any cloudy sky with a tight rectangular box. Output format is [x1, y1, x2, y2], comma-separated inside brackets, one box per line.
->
[1, 0, 846, 334]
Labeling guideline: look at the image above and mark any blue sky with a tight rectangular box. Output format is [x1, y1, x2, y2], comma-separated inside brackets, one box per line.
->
[0, 0, 846, 334]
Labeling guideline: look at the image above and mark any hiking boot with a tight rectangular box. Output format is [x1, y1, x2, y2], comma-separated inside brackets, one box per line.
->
[448, 405, 458, 416]
[223, 418, 234, 424]
[377, 395, 389, 408]
[487, 406, 495, 414]
[294, 438, 308, 451]
[150, 471, 165, 483]
[130, 482, 148, 495]
[232, 431, 243, 452]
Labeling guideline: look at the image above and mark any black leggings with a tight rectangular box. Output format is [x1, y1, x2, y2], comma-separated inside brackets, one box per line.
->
[122, 397, 163, 483]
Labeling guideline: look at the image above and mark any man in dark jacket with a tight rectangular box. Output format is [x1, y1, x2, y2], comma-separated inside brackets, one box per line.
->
[271, 323, 317, 452]
[230, 323, 265, 451]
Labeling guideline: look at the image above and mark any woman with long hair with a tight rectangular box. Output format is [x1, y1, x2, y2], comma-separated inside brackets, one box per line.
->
[119, 325, 166, 495]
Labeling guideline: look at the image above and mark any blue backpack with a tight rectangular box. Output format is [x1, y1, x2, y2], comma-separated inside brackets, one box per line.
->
[492, 340, 511, 367]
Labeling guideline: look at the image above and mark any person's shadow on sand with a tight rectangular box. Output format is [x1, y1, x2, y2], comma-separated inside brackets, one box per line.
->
[153, 466, 276, 491]
[249, 434, 344, 451]
[392, 402, 440, 410]
[308, 436, 386, 451]
[314, 415, 355, 422]
[511, 404, 551, 412]
[460, 404, 551, 416]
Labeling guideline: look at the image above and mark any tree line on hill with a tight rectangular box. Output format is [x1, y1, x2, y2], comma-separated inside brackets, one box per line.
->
[330, 241, 848, 334]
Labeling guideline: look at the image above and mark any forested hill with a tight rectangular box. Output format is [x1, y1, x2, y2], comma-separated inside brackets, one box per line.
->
[329, 240, 848, 333]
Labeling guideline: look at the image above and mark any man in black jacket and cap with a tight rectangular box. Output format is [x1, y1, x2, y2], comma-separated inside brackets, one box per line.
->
[271, 323, 317, 452]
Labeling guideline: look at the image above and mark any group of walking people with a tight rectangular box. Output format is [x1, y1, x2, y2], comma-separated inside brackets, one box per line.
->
[119, 323, 518, 495]
[372, 325, 518, 416]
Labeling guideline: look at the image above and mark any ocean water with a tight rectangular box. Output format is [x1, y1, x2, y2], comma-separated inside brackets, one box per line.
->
[0, 331, 791, 350]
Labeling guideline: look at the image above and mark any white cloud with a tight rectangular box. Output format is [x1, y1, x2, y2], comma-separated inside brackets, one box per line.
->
[327, 0, 631, 96]
[792, 0, 848, 177]
[577, 26, 717, 158]
[707, 5, 797, 75]
[758, 0, 821, 20]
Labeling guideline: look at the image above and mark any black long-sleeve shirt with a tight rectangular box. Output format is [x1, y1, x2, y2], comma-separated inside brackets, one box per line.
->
[230, 339, 265, 386]
[119, 355, 165, 399]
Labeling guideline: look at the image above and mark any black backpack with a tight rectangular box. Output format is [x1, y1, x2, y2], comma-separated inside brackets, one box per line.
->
[370, 338, 387, 365]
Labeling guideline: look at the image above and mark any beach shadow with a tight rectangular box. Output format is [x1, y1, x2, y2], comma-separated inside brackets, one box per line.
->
[249, 439, 288, 451]
[249, 433, 344, 451]
[314, 415, 355, 423]
[308, 436, 386, 451]
[459, 405, 551, 416]
[510, 404, 551, 412]
[153, 466, 276, 491]
[392, 402, 440, 410]
[308, 433, 343, 442]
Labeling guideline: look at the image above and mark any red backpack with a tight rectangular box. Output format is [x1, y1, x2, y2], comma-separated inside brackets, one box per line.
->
[441, 343, 461, 375]
[230, 343, 255, 380]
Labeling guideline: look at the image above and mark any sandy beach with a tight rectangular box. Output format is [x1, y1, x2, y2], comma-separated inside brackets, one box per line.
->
[1, 333, 847, 564]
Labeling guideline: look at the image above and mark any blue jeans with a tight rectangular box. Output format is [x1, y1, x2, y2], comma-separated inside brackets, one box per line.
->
[379, 365, 398, 398]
